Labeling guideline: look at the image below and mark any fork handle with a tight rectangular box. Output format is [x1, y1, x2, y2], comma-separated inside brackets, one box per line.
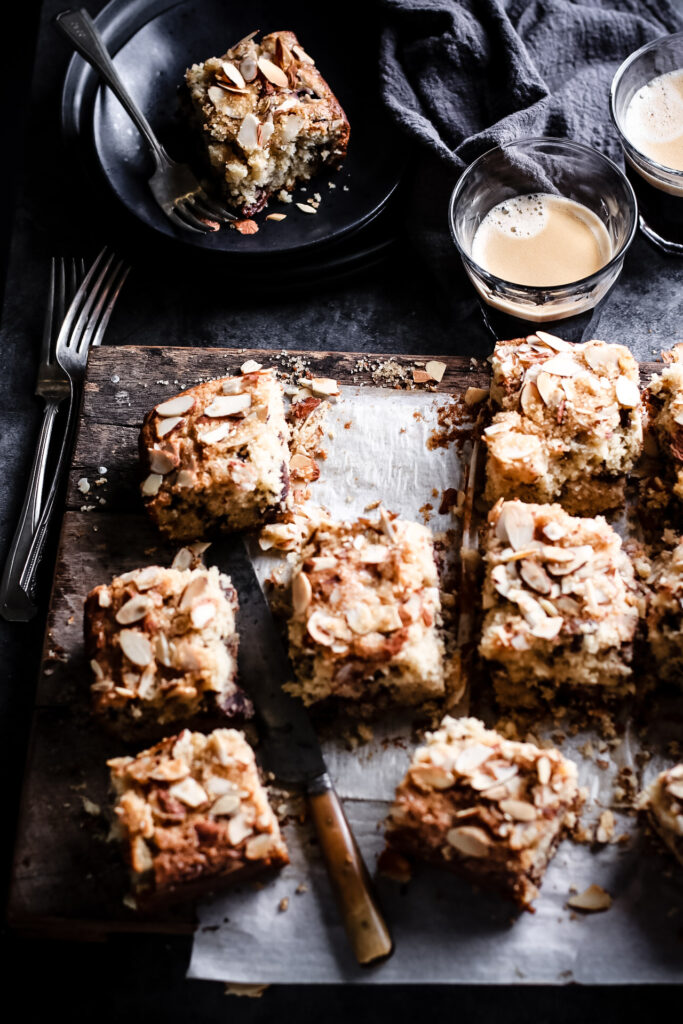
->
[56, 8, 169, 169]
[18, 384, 79, 604]
[0, 399, 63, 622]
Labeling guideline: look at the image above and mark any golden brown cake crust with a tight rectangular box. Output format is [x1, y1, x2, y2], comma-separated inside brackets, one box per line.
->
[108, 729, 289, 906]
[185, 30, 350, 215]
[384, 717, 584, 908]
[85, 565, 251, 740]
[485, 333, 643, 514]
[139, 368, 290, 540]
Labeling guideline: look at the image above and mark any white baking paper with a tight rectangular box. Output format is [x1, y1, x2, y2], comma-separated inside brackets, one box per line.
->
[189, 386, 683, 985]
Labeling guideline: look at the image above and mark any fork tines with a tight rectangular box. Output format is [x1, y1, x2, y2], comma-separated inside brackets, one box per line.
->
[59, 247, 130, 353]
[172, 192, 238, 234]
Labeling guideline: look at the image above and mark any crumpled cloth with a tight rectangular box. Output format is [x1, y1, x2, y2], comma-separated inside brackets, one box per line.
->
[378, 0, 682, 316]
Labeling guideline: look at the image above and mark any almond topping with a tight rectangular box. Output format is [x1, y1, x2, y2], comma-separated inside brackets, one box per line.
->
[169, 777, 208, 808]
[535, 370, 559, 406]
[201, 423, 232, 445]
[241, 360, 262, 373]
[542, 355, 580, 377]
[455, 744, 493, 774]
[141, 473, 163, 496]
[219, 60, 246, 89]
[292, 572, 312, 614]
[211, 794, 241, 817]
[227, 814, 253, 845]
[156, 395, 195, 417]
[615, 376, 640, 408]
[204, 393, 252, 417]
[257, 56, 289, 88]
[237, 113, 259, 151]
[497, 502, 535, 550]
[240, 56, 258, 82]
[296, 203, 317, 214]
[519, 559, 552, 595]
[191, 602, 216, 629]
[534, 330, 572, 351]
[500, 798, 537, 822]
[119, 629, 153, 667]
[290, 453, 319, 481]
[115, 594, 152, 625]
[446, 826, 490, 858]
[537, 756, 551, 785]
[266, 213, 287, 221]
[156, 416, 182, 438]
[148, 448, 177, 474]
[245, 833, 275, 859]
[292, 44, 315, 64]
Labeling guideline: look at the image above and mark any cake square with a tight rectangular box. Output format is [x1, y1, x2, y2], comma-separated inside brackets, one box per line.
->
[646, 536, 683, 685]
[485, 333, 643, 513]
[139, 366, 290, 540]
[286, 511, 445, 709]
[185, 30, 350, 216]
[645, 343, 683, 504]
[85, 565, 250, 739]
[637, 764, 683, 868]
[479, 500, 640, 706]
[383, 716, 583, 908]
[108, 729, 289, 906]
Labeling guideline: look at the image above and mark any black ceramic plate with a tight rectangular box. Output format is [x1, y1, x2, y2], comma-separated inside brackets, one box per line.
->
[61, 0, 403, 255]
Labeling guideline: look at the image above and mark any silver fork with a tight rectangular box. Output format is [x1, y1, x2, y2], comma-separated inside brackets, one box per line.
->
[0, 258, 85, 621]
[56, 8, 238, 235]
[0, 249, 130, 622]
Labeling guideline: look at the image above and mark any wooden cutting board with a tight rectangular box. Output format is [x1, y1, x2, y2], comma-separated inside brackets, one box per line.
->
[8, 345, 497, 939]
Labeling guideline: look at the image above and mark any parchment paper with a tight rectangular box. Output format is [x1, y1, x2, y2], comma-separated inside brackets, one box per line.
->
[189, 386, 683, 985]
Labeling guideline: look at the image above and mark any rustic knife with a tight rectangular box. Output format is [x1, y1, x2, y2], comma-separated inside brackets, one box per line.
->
[209, 535, 393, 966]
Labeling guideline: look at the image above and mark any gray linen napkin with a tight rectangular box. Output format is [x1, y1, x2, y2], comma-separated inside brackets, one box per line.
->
[379, 0, 682, 316]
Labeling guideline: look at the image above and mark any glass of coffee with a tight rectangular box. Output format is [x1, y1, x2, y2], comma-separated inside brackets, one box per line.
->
[448, 137, 637, 342]
[611, 31, 683, 255]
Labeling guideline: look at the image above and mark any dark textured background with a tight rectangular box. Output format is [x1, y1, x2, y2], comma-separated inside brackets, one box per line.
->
[1, 1, 681, 1017]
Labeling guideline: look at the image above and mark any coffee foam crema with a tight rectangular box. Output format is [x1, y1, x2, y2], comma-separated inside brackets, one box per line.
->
[623, 68, 683, 195]
[471, 193, 612, 289]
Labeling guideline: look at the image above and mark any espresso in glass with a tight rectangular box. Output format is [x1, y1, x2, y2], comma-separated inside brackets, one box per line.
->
[449, 139, 637, 342]
[612, 33, 683, 255]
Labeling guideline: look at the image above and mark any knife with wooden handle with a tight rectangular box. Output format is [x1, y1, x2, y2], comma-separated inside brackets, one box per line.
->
[209, 536, 393, 966]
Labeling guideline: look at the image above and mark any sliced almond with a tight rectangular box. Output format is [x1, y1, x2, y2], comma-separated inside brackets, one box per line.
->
[292, 44, 315, 64]
[211, 793, 241, 817]
[296, 203, 317, 214]
[201, 423, 232, 445]
[542, 355, 580, 377]
[411, 765, 454, 790]
[141, 473, 163, 497]
[520, 380, 540, 415]
[413, 369, 431, 384]
[615, 376, 640, 408]
[219, 60, 246, 89]
[446, 826, 490, 858]
[535, 371, 559, 406]
[208, 85, 236, 109]
[358, 543, 388, 564]
[191, 601, 216, 629]
[425, 360, 446, 382]
[257, 56, 288, 88]
[542, 521, 566, 542]
[292, 572, 312, 614]
[156, 395, 195, 417]
[667, 780, 683, 800]
[455, 744, 493, 775]
[237, 112, 259, 151]
[307, 376, 339, 397]
[530, 616, 563, 640]
[537, 756, 551, 785]
[519, 559, 552, 595]
[204, 393, 252, 417]
[535, 330, 572, 351]
[148, 448, 177, 474]
[290, 453, 319, 481]
[227, 814, 253, 845]
[179, 575, 209, 610]
[115, 594, 152, 625]
[464, 386, 489, 406]
[240, 56, 258, 82]
[169, 777, 208, 808]
[241, 360, 262, 373]
[499, 798, 537, 822]
[156, 416, 182, 438]
[266, 213, 287, 221]
[567, 884, 612, 912]
[307, 610, 349, 646]
[119, 629, 153, 667]
[245, 833, 276, 859]
[497, 502, 535, 550]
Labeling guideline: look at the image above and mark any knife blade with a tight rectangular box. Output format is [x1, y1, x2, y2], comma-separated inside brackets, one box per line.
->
[208, 534, 393, 966]
[209, 534, 328, 786]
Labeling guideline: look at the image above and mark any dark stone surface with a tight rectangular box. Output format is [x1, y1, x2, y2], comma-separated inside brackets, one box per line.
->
[1, 0, 682, 1017]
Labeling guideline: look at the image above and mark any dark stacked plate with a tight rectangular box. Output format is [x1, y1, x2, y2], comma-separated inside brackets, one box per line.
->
[61, 0, 404, 284]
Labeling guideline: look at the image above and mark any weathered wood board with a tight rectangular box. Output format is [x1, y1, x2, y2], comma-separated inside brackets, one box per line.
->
[8, 345, 501, 938]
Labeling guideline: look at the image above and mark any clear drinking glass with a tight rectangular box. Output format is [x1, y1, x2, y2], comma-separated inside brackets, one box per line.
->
[448, 137, 637, 341]
[611, 31, 683, 255]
